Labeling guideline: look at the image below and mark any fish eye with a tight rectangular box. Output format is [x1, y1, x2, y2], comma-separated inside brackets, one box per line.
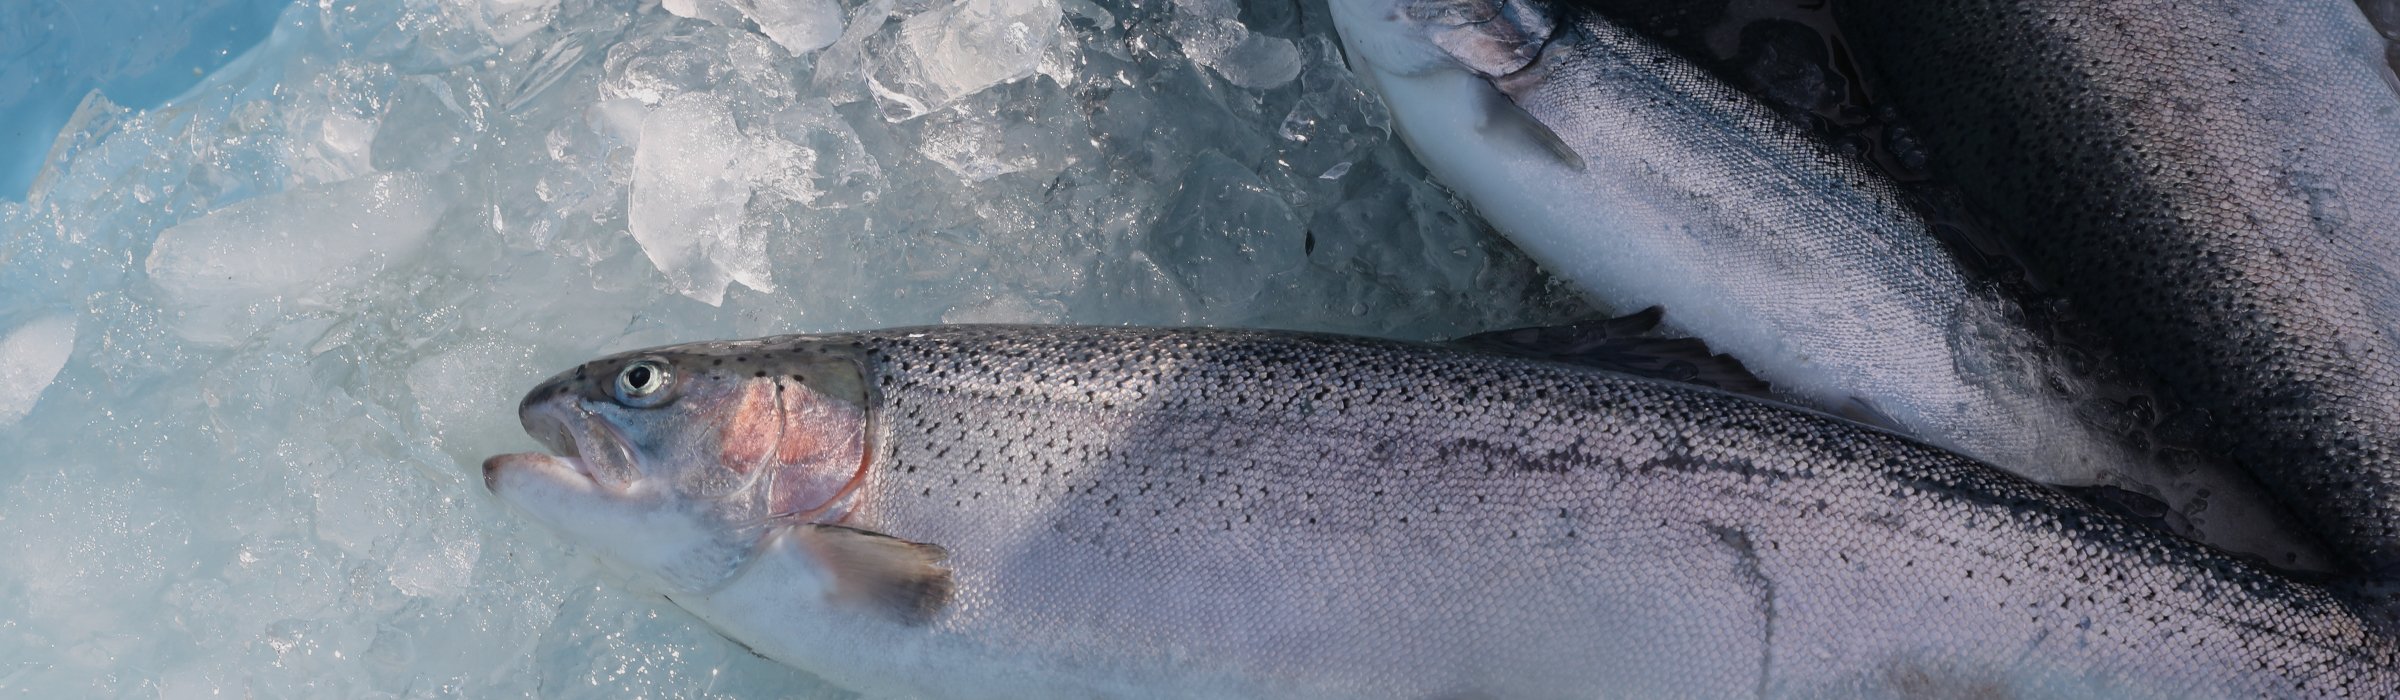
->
[614, 359, 673, 406]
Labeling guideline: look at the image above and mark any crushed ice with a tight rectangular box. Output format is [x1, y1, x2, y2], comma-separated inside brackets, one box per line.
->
[0, 315, 75, 427]
[0, 0, 1577, 694]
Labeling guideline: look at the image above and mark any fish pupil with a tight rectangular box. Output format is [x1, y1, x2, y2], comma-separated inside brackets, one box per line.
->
[628, 366, 652, 389]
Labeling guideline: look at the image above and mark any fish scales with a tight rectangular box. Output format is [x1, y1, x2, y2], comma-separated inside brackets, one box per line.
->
[1327, 0, 2330, 568]
[1340, 0, 2011, 451]
[493, 326, 2400, 698]
[1834, 0, 2400, 572]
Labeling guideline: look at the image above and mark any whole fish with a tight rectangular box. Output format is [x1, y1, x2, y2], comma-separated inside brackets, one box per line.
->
[1835, 0, 2400, 573]
[1325, 0, 2327, 567]
[483, 326, 2399, 698]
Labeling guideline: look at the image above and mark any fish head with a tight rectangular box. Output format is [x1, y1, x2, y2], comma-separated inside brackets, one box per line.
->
[483, 338, 872, 593]
[1332, 0, 1555, 78]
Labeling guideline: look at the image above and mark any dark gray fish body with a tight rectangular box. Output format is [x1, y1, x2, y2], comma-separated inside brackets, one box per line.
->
[486, 326, 2400, 698]
[1835, 0, 2400, 572]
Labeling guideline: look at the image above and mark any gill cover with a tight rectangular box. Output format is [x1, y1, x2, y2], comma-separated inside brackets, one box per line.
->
[724, 348, 874, 522]
[1406, 0, 1555, 77]
[1385, 0, 1582, 169]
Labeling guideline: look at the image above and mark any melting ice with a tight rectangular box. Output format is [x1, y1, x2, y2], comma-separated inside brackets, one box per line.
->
[0, 0, 1577, 694]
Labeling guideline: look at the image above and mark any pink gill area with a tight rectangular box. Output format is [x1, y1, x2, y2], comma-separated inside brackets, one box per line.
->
[718, 379, 870, 523]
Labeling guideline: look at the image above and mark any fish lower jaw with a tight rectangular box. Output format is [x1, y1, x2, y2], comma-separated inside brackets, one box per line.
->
[481, 451, 601, 494]
[560, 453, 596, 481]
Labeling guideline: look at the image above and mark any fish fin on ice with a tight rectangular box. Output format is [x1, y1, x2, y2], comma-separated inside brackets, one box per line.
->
[1475, 86, 1585, 171]
[1452, 307, 1769, 397]
[791, 524, 954, 625]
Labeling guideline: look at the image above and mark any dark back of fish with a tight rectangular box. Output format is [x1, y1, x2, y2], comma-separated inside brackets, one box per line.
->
[1835, 0, 2400, 572]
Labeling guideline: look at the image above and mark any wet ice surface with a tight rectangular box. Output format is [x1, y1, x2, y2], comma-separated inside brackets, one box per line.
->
[0, 315, 76, 427]
[0, 0, 1578, 694]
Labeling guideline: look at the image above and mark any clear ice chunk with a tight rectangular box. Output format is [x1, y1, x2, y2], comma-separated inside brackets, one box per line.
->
[627, 93, 779, 305]
[144, 172, 443, 344]
[837, 0, 1064, 119]
[1171, 0, 1302, 89]
[666, 0, 847, 54]
[0, 314, 74, 426]
[473, 0, 562, 46]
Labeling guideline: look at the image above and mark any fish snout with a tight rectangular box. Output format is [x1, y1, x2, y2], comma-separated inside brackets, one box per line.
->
[485, 377, 582, 495]
[519, 375, 581, 451]
[507, 374, 643, 487]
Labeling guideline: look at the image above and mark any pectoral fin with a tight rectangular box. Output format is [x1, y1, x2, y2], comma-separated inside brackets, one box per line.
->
[789, 524, 955, 625]
[1475, 86, 1585, 171]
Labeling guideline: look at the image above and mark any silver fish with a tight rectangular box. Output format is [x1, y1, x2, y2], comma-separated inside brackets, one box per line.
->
[1835, 0, 2400, 573]
[484, 326, 2399, 698]
[1325, 0, 2328, 568]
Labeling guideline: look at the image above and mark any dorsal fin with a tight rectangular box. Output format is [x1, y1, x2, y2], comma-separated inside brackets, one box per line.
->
[2056, 484, 2197, 542]
[1451, 307, 1770, 397]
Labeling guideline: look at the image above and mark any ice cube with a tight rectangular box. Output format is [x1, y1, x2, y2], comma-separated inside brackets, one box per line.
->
[746, 0, 849, 55]
[661, 0, 746, 25]
[626, 92, 779, 305]
[902, 0, 1061, 98]
[0, 314, 75, 427]
[1170, 0, 1301, 89]
[838, 0, 1063, 119]
[474, 0, 561, 46]
[662, 0, 846, 55]
[916, 108, 1041, 182]
[143, 172, 443, 344]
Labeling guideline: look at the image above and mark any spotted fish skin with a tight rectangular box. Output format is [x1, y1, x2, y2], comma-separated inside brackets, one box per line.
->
[1329, 0, 2334, 570]
[494, 326, 2400, 698]
[1834, 0, 2400, 573]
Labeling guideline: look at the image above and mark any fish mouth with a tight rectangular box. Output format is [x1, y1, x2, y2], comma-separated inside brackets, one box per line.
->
[523, 407, 595, 481]
[485, 396, 639, 492]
